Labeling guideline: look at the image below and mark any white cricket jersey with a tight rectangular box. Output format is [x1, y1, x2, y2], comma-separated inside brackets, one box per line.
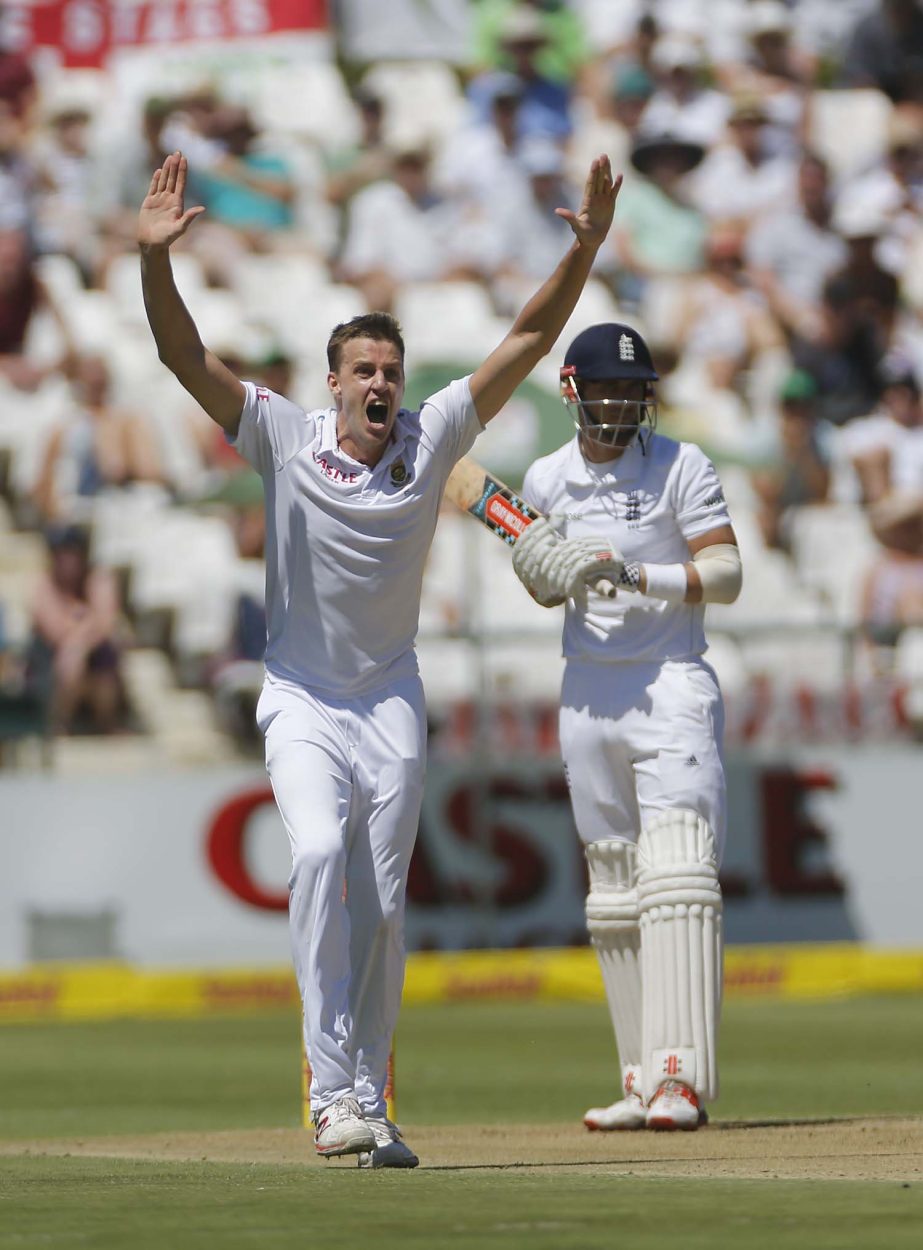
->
[523, 433, 732, 663]
[233, 377, 480, 697]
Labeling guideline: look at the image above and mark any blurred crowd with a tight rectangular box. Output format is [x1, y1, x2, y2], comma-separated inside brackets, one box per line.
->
[2, 0, 923, 749]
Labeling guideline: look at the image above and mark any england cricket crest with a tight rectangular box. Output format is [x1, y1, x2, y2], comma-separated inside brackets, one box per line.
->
[390, 457, 410, 486]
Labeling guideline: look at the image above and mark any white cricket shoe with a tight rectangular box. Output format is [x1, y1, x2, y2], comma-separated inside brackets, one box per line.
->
[645, 1079, 705, 1131]
[584, 1090, 646, 1131]
[314, 1095, 376, 1157]
[356, 1116, 419, 1169]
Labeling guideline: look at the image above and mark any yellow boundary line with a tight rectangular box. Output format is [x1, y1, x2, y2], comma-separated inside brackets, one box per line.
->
[0, 944, 921, 1023]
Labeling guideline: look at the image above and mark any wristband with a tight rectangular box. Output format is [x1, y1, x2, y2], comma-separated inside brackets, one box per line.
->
[638, 562, 688, 603]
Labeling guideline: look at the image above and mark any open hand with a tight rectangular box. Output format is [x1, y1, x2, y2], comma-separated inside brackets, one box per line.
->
[138, 151, 205, 250]
[556, 155, 621, 251]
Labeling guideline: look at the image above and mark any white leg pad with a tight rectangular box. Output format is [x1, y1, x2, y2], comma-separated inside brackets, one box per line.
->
[585, 839, 642, 1088]
[637, 810, 723, 1105]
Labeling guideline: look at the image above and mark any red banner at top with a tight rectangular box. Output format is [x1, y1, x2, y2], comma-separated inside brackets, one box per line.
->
[5, 1, 328, 68]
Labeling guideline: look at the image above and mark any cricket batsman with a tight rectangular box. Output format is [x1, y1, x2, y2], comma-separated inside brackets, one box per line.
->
[511, 321, 742, 1129]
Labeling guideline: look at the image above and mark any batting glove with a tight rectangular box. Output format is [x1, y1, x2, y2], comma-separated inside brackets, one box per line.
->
[549, 537, 624, 606]
[512, 517, 567, 607]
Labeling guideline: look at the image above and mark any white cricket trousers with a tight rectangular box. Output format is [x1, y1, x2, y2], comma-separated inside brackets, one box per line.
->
[257, 670, 426, 1117]
[559, 657, 727, 860]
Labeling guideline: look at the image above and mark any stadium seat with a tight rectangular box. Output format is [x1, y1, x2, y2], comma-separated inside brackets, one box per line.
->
[395, 281, 506, 362]
[34, 253, 85, 305]
[251, 61, 359, 148]
[787, 503, 878, 626]
[559, 279, 623, 347]
[893, 626, 923, 682]
[105, 251, 205, 325]
[360, 60, 465, 148]
[228, 253, 331, 342]
[709, 545, 827, 630]
[806, 88, 893, 181]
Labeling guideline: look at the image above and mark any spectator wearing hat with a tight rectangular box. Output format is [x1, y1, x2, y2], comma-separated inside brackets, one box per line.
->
[32, 354, 165, 525]
[192, 105, 295, 235]
[28, 524, 127, 736]
[714, 1, 815, 157]
[671, 220, 785, 398]
[97, 96, 175, 280]
[471, 0, 587, 87]
[490, 134, 582, 312]
[183, 104, 301, 286]
[609, 130, 708, 307]
[826, 195, 901, 355]
[688, 93, 799, 224]
[750, 368, 832, 551]
[832, 109, 923, 280]
[32, 100, 98, 279]
[746, 152, 848, 343]
[337, 143, 491, 313]
[577, 5, 658, 121]
[434, 72, 530, 210]
[639, 35, 731, 148]
[567, 62, 654, 188]
[841, 0, 923, 105]
[466, 7, 573, 141]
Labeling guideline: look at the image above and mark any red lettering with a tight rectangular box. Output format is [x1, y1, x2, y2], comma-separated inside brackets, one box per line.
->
[445, 779, 551, 907]
[205, 786, 288, 910]
[760, 767, 844, 895]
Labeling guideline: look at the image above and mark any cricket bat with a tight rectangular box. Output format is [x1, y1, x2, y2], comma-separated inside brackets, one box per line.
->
[444, 456, 616, 596]
[444, 456, 540, 545]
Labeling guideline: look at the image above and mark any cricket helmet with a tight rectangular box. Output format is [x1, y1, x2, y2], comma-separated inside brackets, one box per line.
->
[561, 323, 658, 449]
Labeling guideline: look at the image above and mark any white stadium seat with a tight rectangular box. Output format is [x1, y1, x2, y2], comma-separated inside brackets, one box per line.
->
[394, 281, 506, 362]
[806, 88, 893, 182]
[360, 60, 466, 148]
[787, 503, 878, 627]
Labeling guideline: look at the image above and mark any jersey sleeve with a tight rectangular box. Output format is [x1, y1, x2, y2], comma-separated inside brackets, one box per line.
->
[231, 381, 315, 473]
[418, 375, 482, 466]
[673, 443, 733, 540]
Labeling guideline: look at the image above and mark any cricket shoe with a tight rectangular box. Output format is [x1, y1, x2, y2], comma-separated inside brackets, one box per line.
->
[645, 1079, 706, 1131]
[357, 1116, 419, 1169]
[584, 1091, 646, 1131]
[314, 1096, 376, 1158]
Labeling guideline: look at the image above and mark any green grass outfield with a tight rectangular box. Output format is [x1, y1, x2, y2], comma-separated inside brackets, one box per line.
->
[1, 996, 922, 1248]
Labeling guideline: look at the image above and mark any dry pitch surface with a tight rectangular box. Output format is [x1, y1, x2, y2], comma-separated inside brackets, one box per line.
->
[3, 1118, 920, 1182]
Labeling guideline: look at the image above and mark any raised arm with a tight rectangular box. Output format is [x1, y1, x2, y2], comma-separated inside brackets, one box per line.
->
[138, 152, 246, 435]
[469, 155, 621, 425]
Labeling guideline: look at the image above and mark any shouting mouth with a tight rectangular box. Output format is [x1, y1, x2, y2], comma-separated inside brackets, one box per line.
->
[367, 401, 389, 426]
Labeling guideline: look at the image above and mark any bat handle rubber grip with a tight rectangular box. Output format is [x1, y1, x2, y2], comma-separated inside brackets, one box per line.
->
[588, 577, 618, 599]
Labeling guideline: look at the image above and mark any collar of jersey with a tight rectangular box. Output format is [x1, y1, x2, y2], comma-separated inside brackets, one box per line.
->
[319, 406, 413, 472]
[566, 433, 643, 489]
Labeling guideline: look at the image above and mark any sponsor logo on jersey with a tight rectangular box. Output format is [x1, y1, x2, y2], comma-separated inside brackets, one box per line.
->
[313, 451, 358, 484]
[619, 333, 635, 362]
[626, 490, 641, 524]
[704, 490, 725, 508]
[256, 387, 271, 402]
